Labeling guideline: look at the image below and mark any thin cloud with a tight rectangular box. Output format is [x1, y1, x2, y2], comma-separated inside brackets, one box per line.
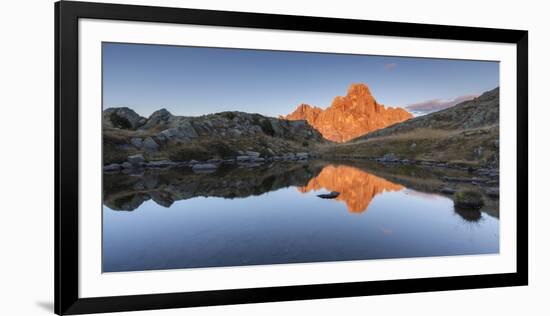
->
[406, 94, 479, 116]
[384, 63, 397, 70]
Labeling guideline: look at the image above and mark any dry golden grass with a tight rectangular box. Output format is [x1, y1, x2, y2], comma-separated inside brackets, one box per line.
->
[319, 125, 499, 167]
[353, 128, 454, 143]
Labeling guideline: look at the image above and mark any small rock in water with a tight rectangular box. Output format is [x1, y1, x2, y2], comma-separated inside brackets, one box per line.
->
[381, 153, 397, 162]
[192, 163, 219, 170]
[237, 155, 251, 162]
[317, 191, 340, 199]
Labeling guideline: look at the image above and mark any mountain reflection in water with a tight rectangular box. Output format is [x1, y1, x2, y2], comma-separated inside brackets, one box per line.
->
[103, 161, 499, 272]
[299, 165, 404, 213]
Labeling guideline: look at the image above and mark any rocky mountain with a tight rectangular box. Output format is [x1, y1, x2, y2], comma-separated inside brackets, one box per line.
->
[324, 87, 500, 167]
[103, 107, 325, 165]
[284, 83, 412, 142]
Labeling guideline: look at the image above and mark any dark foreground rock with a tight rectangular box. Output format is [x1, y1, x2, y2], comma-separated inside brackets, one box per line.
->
[317, 191, 340, 199]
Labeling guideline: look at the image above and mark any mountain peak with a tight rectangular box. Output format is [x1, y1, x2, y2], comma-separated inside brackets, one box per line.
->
[284, 83, 412, 142]
[285, 103, 322, 123]
[347, 83, 373, 96]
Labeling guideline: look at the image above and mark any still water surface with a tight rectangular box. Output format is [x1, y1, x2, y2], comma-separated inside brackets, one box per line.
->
[103, 163, 499, 272]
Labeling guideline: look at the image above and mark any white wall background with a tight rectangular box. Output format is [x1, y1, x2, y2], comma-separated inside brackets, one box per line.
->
[0, 0, 546, 315]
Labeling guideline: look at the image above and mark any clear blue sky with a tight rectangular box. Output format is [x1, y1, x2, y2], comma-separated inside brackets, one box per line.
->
[103, 42, 499, 118]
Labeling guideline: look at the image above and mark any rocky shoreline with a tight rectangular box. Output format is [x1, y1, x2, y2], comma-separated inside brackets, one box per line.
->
[104, 150, 499, 197]
[377, 155, 499, 198]
[104, 151, 318, 173]
[330, 152, 499, 176]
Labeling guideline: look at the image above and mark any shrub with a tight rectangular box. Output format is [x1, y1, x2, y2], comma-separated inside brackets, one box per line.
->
[453, 190, 484, 209]
[259, 119, 275, 136]
[109, 112, 132, 129]
[220, 112, 236, 120]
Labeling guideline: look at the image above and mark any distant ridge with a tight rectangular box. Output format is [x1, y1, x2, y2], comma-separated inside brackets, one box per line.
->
[355, 87, 499, 141]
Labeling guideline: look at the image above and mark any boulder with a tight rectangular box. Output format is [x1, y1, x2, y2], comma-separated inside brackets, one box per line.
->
[103, 107, 146, 129]
[159, 121, 198, 140]
[238, 162, 263, 168]
[121, 162, 133, 169]
[141, 108, 173, 129]
[192, 163, 219, 170]
[130, 137, 143, 148]
[245, 151, 260, 158]
[296, 152, 309, 159]
[103, 163, 121, 171]
[237, 155, 251, 162]
[142, 137, 159, 152]
[128, 154, 145, 166]
[227, 129, 242, 137]
[381, 153, 397, 162]
[147, 160, 176, 168]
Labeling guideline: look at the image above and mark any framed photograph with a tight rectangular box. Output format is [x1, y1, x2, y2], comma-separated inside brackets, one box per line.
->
[55, 1, 528, 314]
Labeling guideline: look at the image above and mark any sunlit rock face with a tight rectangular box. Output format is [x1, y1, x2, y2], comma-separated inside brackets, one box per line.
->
[284, 83, 412, 142]
[299, 165, 404, 212]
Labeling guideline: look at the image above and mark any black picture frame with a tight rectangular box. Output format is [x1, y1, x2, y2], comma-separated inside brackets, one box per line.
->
[55, 1, 528, 314]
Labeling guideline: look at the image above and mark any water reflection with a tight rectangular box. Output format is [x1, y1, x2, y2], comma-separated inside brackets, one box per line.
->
[103, 162, 323, 211]
[103, 161, 499, 272]
[103, 161, 498, 220]
[298, 165, 404, 213]
[454, 207, 483, 222]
